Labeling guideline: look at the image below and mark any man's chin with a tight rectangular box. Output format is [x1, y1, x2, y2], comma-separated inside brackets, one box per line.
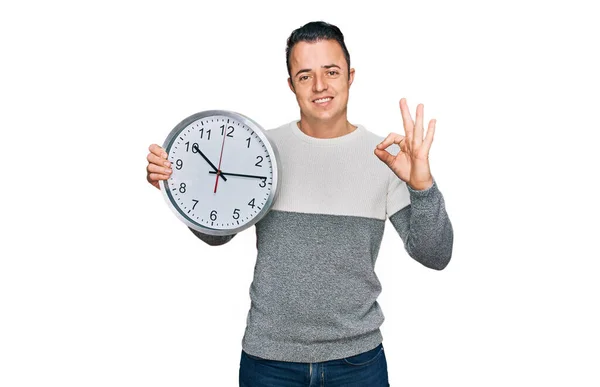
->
[306, 109, 339, 122]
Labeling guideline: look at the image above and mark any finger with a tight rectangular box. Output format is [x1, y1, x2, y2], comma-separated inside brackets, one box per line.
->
[147, 163, 173, 176]
[374, 148, 395, 167]
[146, 174, 160, 189]
[147, 152, 171, 168]
[149, 144, 168, 159]
[413, 103, 424, 147]
[147, 172, 171, 182]
[399, 98, 414, 138]
[376, 133, 405, 150]
[422, 119, 436, 151]
[399, 137, 408, 153]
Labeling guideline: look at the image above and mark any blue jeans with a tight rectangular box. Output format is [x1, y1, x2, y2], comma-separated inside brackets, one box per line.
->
[239, 343, 389, 386]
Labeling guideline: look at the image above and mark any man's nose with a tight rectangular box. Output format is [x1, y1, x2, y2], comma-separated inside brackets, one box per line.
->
[312, 73, 328, 93]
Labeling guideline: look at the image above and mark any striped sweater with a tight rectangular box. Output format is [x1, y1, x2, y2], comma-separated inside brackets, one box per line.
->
[190, 120, 453, 363]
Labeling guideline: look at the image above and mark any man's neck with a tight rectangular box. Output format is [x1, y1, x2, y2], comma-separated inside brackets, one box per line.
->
[297, 114, 356, 139]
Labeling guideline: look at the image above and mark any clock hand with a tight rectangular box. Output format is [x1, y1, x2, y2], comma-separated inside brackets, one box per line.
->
[209, 171, 267, 180]
[214, 128, 228, 193]
[192, 143, 227, 182]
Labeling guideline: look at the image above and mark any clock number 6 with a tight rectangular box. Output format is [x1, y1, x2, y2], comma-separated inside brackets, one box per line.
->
[210, 210, 217, 221]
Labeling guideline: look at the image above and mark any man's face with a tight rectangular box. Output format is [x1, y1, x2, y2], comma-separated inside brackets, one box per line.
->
[288, 39, 354, 123]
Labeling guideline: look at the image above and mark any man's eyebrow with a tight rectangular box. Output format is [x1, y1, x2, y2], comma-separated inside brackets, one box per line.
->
[294, 64, 341, 78]
[294, 68, 312, 77]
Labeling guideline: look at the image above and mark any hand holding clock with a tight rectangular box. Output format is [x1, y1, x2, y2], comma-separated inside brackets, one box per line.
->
[146, 143, 228, 189]
[374, 98, 435, 191]
[146, 144, 172, 189]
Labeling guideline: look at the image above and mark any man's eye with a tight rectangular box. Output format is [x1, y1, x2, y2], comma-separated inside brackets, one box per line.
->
[299, 75, 309, 81]
[328, 70, 339, 76]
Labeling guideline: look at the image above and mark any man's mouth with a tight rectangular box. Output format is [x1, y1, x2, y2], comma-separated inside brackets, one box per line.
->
[313, 97, 333, 104]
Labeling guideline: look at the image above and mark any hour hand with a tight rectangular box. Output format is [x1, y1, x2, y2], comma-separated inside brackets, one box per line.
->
[192, 144, 227, 181]
[209, 171, 266, 180]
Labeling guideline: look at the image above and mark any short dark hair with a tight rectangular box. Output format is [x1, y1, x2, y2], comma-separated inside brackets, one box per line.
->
[285, 21, 351, 79]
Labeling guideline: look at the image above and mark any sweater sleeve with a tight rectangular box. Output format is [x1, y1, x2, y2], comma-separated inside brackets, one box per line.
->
[386, 177, 454, 270]
[188, 227, 236, 246]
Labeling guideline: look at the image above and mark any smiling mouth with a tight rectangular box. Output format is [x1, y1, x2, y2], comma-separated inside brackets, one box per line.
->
[313, 97, 333, 104]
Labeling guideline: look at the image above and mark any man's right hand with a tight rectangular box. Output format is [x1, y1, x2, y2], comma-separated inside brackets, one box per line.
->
[146, 144, 172, 189]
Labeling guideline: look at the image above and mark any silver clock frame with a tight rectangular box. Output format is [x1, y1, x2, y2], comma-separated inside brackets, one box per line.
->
[160, 110, 280, 236]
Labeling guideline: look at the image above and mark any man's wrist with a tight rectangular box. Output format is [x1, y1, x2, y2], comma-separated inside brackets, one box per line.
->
[407, 178, 434, 191]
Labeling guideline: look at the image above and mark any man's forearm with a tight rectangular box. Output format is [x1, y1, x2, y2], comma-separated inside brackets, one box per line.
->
[390, 179, 453, 270]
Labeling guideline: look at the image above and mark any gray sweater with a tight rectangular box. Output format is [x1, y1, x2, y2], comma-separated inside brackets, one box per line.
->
[190, 121, 453, 362]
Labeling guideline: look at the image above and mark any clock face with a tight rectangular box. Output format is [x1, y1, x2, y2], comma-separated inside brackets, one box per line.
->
[160, 110, 278, 235]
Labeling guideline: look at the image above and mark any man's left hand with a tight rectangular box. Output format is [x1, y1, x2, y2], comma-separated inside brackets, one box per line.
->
[375, 98, 435, 191]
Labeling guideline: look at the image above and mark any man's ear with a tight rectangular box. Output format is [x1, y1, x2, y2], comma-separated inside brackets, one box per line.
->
[348, 68, 355, 88]
[288, 77, 296, 93]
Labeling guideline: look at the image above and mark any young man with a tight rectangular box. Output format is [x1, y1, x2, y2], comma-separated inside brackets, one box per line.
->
[146, 21, 453, 387]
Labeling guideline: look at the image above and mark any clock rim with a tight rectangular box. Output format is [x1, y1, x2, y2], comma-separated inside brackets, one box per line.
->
[159, 110, 280, 236]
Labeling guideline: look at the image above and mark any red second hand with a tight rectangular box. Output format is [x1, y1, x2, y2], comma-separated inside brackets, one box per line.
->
[214, 128, 227, 193]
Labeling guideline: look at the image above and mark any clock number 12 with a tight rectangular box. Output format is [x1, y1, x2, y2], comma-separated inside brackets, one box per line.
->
[220, 125, 234, 137]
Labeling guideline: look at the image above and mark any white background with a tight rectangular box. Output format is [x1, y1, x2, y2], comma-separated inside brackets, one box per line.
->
[1, 0, 599, 386]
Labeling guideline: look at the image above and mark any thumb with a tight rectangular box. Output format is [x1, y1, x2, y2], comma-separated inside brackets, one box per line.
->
[374, 148, 395, 168]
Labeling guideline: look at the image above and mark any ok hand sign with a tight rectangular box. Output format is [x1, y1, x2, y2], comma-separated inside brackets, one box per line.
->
[374, 98, 435, 191]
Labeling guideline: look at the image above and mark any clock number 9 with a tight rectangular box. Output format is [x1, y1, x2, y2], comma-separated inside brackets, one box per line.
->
[176, 159, 183, 170]
[210, 210, 217, 221]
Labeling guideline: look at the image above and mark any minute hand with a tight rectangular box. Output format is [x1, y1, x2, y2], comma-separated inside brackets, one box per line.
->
[209, 171, 266, 180]
[193, 144, 227, 181]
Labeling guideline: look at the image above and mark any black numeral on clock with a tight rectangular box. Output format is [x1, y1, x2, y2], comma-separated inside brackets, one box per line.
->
[179, 183, 186, 193]
[259, 178, 266, 188]
[199, 128, 211, 140]
[233, 208, 240, 219]
[255, 156, 263, 167]
[248, 198, 255, 208]
[220, 125, 234, 137]
[185, 142, 200, 153]
[210, 210, 217, 221]
[176, 159, 183, 170]
[192, 199, 198, 210]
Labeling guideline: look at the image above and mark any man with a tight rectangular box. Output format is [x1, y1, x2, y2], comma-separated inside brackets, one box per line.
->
[146, 21, 453, 387]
